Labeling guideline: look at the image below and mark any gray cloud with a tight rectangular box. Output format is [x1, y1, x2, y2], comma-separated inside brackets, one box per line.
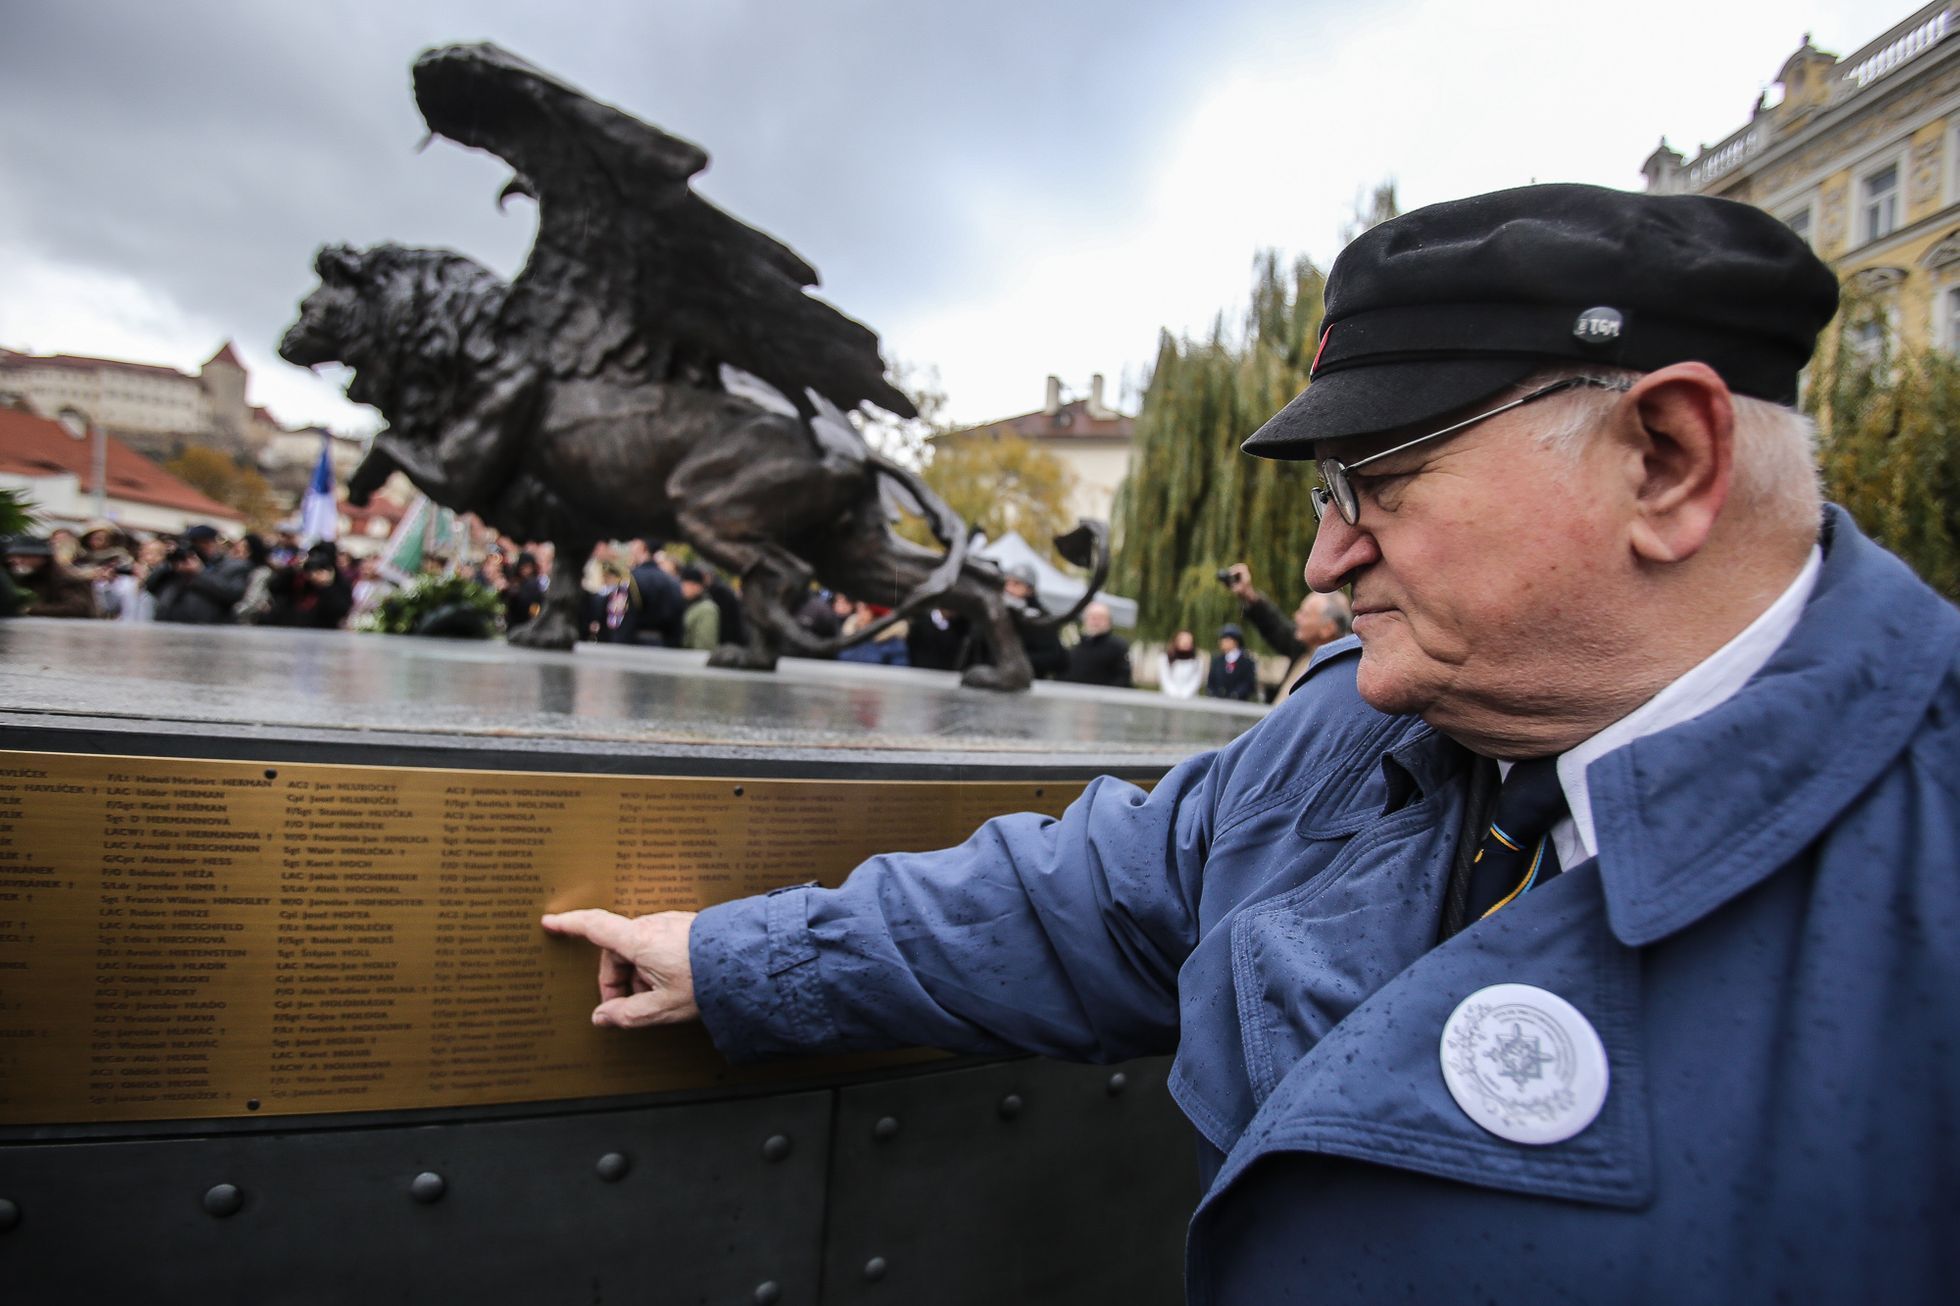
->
[0, 0, 1251, 415]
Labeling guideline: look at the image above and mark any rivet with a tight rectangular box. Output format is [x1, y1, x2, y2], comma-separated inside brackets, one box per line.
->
[872, 1116, 900, 1141]
[596, 1152, 630, 1182]
[732, 785, 746, 797]
[862, 1256, 888, 1282]
[245, 1098, 262, 1111]
[997, 1093, 1024, 1120]
[202, 1183, 243, 1218]
[762, 1134, 792, 1163]
[753, 1282, 782, 1305]
[1106, 1072, 1129, 1096]
[0, 1198, 19, 1233]
[409, 1171, 446, 1204]
[263, 769, 278, 780]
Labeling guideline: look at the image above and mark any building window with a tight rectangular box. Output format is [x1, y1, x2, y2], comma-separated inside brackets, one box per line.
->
[1846, 317, 1888, 367]
[1784, 206, 1813, 247]
[1860, 163, 1900, 244]
[1945, 285, 1960, 353]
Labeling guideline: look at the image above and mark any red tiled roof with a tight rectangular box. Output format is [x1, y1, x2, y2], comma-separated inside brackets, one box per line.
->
[937, 397, 1135, 443]
[0, 407, 243, 521]
[204, 340, 244, 369]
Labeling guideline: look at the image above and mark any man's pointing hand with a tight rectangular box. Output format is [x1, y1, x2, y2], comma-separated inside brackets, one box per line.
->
[541, 908, 700, 1028]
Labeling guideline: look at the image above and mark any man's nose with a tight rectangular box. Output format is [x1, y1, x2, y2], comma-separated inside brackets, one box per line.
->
[1306, 512, 1378, 594]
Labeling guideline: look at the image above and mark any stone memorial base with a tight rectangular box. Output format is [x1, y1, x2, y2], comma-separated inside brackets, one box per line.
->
[0, 620, 1263, 1304]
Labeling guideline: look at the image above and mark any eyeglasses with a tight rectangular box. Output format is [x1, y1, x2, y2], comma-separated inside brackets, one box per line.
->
[1309, 377, 1632, 526]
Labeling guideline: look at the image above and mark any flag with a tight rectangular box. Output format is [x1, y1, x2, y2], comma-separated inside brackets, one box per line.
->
[377, 494, 461, 583]
[299, 436, 338, 545]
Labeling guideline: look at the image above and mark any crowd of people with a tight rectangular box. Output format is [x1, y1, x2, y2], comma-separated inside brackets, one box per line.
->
[0, 519, 385, 628]
[1, 520, 1346, 700]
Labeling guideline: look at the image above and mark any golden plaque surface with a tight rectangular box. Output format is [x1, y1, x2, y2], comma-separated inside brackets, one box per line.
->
[0, 750, 1088, 1125]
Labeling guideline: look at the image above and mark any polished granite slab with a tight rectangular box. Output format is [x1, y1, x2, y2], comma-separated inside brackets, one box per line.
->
[0, 618, 1266, 773]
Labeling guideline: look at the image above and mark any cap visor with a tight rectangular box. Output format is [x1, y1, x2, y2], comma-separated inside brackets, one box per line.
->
[1241, 358, 1539, 459]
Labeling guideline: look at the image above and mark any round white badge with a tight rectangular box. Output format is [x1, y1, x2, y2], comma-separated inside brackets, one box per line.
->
[1438, 983, 1608, 1145]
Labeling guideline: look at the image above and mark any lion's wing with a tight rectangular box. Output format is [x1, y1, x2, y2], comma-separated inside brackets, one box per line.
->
[412, 43, 916, 420]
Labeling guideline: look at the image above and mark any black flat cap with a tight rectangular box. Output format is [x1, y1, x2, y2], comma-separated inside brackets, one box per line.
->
[1243, 183, 1840, 459]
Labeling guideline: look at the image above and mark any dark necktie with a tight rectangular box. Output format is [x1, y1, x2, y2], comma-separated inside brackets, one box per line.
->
[1462, 756, 1567, 922]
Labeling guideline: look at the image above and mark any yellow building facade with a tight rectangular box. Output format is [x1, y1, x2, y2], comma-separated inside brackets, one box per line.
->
[1643, 4, 1960, 355]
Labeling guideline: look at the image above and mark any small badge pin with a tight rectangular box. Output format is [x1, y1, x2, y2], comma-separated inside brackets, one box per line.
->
[1572, 306, 1624, 346]
[1439, 982, 1608, 1145]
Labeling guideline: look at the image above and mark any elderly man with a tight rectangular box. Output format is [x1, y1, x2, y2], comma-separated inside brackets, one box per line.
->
[1064, 601, 1133, 687]
[543, 186, 1956, 1302]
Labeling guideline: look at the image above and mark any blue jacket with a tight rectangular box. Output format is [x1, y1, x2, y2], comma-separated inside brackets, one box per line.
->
[692, 507, 1960, 1304]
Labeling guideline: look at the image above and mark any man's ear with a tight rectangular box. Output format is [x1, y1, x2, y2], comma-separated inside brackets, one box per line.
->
[1618, 362, 1734, 564]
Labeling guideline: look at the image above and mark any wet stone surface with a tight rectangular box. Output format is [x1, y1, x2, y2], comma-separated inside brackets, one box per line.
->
[0, 619, 1265, 770]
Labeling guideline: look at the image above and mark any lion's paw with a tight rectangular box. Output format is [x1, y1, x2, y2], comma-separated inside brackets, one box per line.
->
[707, 644, 777, 671]
[958, 664, 1031, 693]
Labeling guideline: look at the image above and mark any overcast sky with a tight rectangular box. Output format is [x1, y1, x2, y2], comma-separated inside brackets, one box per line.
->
[0, 0, 1887, 433]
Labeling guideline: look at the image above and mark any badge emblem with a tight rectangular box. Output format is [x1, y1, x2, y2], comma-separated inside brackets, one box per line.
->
[1571, 306, 1624, 345]
[1439, 983, 1608, 1145]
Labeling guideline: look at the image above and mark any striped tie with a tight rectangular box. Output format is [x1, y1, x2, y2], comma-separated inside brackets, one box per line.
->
[1463, 757, 1566, 922]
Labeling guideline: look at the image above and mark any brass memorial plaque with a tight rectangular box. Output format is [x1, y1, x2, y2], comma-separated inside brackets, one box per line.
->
[0, 750, 1090, 1125]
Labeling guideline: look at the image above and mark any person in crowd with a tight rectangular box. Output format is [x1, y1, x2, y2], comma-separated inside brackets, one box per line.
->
[837, 600, 910, 666]
[74, 519, 132, 573]
[624, 538, 686, 646]
[502, 551, 546, 630]
[3, 535, 98, 617]
[701, 562, 746, 649]
[1063, 601, 1132, 687]
[349, 556, 395, 626]
[795, 585, 843, 640]
[584, 540, 619, 594]
[586, 561, 636, 642]
[1204, 623, 1258, 700]
[541, 185, 1960, 1302]
[231, 534, 276, 624]
[474, 550, 506, 591]
[47, 527, 80, 567]
[1154, 628, 1206, 699]
[267, 529, 302, 570]
[265, 542, 353, 629]
[1226, 564, 1353, 702]
[73, 519, 134, 618]
[1003, 563, 1068, 679]
[150, 524, 251, 624]
[906, 607, 969, 671]
[105, 537, 164, 623]
[678, 565, 720, 650]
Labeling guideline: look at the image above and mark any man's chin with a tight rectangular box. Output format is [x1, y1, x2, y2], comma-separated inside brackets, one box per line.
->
[1352, 641, 1430, 717]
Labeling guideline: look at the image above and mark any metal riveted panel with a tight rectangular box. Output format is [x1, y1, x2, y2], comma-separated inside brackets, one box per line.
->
[0, 1089, 832, 1304]
[819, 1056, 1195, 1305]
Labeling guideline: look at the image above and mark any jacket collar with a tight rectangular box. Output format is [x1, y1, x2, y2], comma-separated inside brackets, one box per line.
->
[1587, 506, 1959, 947]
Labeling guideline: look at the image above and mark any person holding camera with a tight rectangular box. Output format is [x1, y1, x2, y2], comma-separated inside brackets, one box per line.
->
[150, 525, 253, 624]
[1224, 563, 1352, 701]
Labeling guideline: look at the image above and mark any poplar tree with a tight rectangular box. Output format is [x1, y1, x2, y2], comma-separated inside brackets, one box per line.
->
[1807, 296, 1960, 601]
[1109, 251, 1327, 640]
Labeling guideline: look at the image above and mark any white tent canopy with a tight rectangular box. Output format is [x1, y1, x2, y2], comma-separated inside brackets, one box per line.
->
[973, 531, 1138, 629]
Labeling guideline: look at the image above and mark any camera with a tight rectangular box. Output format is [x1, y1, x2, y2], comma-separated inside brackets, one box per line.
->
[1215, 567, 1238, 585]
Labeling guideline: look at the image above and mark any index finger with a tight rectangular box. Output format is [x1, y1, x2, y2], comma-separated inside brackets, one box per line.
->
[540, 908, 637, 953]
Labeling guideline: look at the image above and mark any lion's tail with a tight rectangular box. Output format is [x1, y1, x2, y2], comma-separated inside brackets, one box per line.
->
[1020, 519, 1110, 633]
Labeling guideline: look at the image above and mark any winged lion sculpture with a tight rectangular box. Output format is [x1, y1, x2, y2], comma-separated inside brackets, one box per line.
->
[279, 43, 1105, 691]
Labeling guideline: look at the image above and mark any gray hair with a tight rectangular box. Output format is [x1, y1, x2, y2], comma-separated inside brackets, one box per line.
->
[1317, 590, 1352, 636]
[1518, 365, 1821, 531]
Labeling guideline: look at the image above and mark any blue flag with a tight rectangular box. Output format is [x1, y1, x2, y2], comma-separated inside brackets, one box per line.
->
[299, 435, 338, 545]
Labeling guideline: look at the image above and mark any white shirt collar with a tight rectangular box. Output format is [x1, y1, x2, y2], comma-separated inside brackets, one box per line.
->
[1498, 545, 1822, 869]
